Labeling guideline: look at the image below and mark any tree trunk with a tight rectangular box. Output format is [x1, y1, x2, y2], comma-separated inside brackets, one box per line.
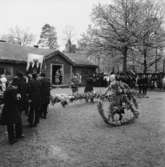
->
[143, 48, 147, 74]
[163, 59, 165, 73]
[155, 48, 158, 73]
[97, 56, 101, 73]
[122, 47, 128, 72]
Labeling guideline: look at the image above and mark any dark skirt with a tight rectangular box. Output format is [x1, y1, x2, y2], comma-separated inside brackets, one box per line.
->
[0, 105, 21, 125]
[71, 85, 78, 93]
[84, 85, 93, 93]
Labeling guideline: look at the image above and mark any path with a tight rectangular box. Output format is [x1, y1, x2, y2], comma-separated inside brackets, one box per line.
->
[0, 90, 165, 167]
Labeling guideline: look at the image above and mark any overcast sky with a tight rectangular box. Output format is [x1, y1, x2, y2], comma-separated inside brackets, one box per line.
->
[0, 0, 110, 50]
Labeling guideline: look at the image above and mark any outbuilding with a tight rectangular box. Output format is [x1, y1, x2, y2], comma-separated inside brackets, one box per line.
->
[0, 41, 97, 85]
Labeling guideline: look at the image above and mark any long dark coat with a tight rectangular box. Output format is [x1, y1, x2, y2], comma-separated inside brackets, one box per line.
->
[137, 77, 143, 88]
[16, 77, 27, 96]
[142, 77, 148, 88]
[15, 77, 28, 111]
[40, 78, 50, 105]
[28, 79, 41, 107]
[84, 78, 94, 93]
[1, 86, 21, 125]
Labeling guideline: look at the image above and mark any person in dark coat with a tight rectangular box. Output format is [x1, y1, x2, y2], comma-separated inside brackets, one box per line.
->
[15, 72, 29, 114]
[84, 77, 94, 103]
[142, 74, 148, 95]
[40, 73, 50, 119]
[27, 61, 33, 74]
[137, 75, 143, 94]
[28, 73, 41, 127]
[1, 79, 23, 144]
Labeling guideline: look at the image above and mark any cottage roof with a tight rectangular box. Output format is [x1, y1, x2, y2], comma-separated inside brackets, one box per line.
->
[0, 41, 53, 63]
[0, 42, 97, 68]
[63, 52, 97, 67]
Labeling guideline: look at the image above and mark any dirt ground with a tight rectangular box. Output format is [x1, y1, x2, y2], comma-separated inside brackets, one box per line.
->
[1, 88, 165, 167]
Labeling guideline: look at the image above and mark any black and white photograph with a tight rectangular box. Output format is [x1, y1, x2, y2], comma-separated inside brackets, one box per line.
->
[0, 0, 165, 166]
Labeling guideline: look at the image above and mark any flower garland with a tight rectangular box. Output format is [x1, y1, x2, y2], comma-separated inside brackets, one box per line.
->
[97, 99, 139, 126]
[50, 92, 113, 107]
[50, 90, 139, 126]
[50, 90, 138, 107]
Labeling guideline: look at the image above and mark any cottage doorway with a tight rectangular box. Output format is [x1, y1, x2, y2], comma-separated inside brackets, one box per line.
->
[51, 64, 63, 85]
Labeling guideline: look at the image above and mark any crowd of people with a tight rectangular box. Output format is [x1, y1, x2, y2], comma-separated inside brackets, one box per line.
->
[103, 73, 165, 95]
[0, 72, 50, 145]
[1, 70, 165, 145]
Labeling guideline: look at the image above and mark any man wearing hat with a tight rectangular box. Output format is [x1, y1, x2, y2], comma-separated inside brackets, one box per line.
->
[1, 78, 24, 144]
[40, 73, 50, 119]
[28, 73, 41, 127]
[15, 72, 29, 114]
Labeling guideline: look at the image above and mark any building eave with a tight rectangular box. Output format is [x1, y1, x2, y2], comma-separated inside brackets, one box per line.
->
[45, 50, 75, 65]
[0, 59, 26, 64]
[73, 64, 98, 68]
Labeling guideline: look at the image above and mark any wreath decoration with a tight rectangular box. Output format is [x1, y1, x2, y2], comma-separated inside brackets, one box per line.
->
[50, 85, 140, 127]
[97, 99, 139, 126]
[97, 84, 139, 126]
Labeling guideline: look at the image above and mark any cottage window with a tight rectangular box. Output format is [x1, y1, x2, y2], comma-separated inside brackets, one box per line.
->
[0, 67, 5, 75]
[5, 67, 11, 75]
[0, 67, 12, 75]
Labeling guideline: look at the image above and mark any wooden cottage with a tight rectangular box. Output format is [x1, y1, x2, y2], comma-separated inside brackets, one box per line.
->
[0, 41, 97, 85]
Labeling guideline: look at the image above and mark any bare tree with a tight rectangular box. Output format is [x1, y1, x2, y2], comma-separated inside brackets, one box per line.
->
[1, 26, 35, 46]
[92, 0, 143, 72]
[78, 0, 165, 73]
[78, 0, 140, 72]
[132, 0, 165, 73]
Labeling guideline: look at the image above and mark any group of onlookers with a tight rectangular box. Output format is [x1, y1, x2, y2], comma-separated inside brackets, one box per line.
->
[136, 74, 165, 95]
[2, 70, 165, 144]
[105, 73, 165, 95]
[136, 74, 148, 95]
[0, 72, 50, 145]
[147, 74, 165, 90]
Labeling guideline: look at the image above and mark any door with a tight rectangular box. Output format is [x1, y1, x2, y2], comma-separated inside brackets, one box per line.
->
[51, 64, 63, 85]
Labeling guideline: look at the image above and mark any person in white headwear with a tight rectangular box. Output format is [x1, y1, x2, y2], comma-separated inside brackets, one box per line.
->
[104, 74, 121, 95]
[104, 74, 138, 120]
[0, 74, 7, 92]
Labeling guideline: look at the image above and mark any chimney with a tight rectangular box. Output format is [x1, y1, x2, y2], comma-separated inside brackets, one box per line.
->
[0, 40, 6, 43]
[33, 45, 39, 48]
